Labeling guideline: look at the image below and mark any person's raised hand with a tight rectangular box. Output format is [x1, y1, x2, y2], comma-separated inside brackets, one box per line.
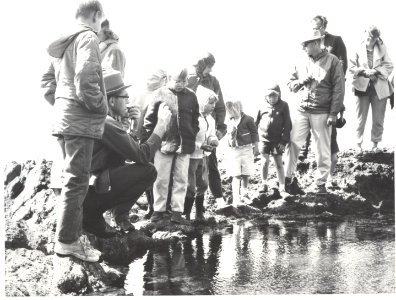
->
[127, 105, 141, 120]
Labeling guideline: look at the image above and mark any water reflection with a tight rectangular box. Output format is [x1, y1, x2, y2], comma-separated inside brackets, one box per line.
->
[125, 218, 395, 295]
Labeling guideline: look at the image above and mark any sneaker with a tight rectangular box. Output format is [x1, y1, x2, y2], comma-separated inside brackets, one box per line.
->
[315, 184, 327, 194]
[80, 235, 102, 258]
[279, 190, 291, 199]
[54, 236, 101, 262]
[150, 211, 171, 222]
[241, 193, 253, 205]
[171, 211, 191, 225]
[115, 217, 135, 232]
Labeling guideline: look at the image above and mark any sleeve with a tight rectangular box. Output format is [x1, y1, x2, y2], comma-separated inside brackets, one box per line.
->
[74, 34, 107, 115]
[213, 77, 227, 135]
[375, 46, 394, 80]
[336, 36, 348, 74]
[141, 98, 160, 143]
[348, 51, 365, 79]
[206, 117, 218, 144]
[330, 58, 345, 115]
[102, 118, 162, 163]
[247, 116, 259, 143]
[288, 65, 300, 92]
[191, 93, 200, 136]
[106, 47, 126, 77]
[41, 61, 57, 105]
[281, 102, 292, 144]
[255, 110, 262, 127]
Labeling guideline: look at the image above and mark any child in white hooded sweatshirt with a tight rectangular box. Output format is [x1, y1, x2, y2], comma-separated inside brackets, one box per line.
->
[183, 86, 219, 221]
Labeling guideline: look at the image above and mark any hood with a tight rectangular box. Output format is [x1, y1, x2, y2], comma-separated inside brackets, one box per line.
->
[47, 24, 93, 58]
[196, 85, 217, 112]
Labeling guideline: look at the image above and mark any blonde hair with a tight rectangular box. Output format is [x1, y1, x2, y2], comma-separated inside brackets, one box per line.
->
[225, 100, 243, 116]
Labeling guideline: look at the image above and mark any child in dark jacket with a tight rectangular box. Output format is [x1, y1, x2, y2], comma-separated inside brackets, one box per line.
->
[225, 100, 259, 206]
[142, 67, 200, 224]
[255, 83, 292, 197]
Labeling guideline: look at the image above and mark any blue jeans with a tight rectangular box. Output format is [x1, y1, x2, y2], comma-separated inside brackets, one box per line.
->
[56, 135, 94, 243]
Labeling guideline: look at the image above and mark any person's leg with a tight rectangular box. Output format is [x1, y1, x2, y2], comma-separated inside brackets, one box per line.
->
[153, 151, 173, 213]
[56, 135, 94, 244]
[355, 94, 370, 148]
[170, 153, 191, 213]
[260, 153, 270, 192]
[299, 132, 312, 160]
[285, 111, 311, 179]
[195, 158, 208, 220]
[84, 163, 157, 233]
[144, 188, 154, 219]
[184, 159, 199, 219]
[309, 113, 332, 187]
[370, 93, 387, 148]
[273, 154, 286, 191]
[207, 149, 223, 198]
[232, 176, 241, 204]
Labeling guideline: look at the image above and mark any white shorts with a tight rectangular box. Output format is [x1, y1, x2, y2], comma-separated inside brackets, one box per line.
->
[227, 145, 254, 176]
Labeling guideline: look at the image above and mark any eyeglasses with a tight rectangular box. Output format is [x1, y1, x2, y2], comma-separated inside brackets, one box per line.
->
[113, 95, 129, 99]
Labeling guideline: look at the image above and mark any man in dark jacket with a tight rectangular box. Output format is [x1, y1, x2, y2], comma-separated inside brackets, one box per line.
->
[82, 69, 171, 238]
[286, 30, 345, 194]
[41, 0, 107, 263]
[187, 53, 227, 207]
[300, 15, 348, 160]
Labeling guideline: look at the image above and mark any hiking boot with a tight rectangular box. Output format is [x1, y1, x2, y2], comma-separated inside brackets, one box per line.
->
[115, 217, 135, 232]
[183, 196, 195, 221]
[315, 184, 327, 194]
[285, 177, 292, 194]
[289, 177, 305, 195]
[144, 189, 154, 219]
[195, 196, 205, 221]
[171, 211, 191, 225]
[54, 236, 101, 262]
[150, 211, 171, 222]
[259, 184, 268, 193]
[83, 214, 117, 239]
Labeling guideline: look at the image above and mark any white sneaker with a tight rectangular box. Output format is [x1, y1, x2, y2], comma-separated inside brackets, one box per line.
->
[54, 236, 101, 262]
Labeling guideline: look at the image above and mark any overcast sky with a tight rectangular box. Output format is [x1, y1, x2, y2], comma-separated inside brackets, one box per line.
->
[1, 0, 394, 161]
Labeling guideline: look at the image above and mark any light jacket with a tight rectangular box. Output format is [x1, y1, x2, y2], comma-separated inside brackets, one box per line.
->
[255, 99, 292, 145]
[227, 113, 259, 148]
[142, 86, 200, 154]
[349, 41, 394, 100]
[99, 32, 126, 77]
[90, 116, 162, 193]
[41, 24, 108, 139]
[187, 72, 226, 136]
[191, 114, 217, 159]
[288, 51, 345, 116]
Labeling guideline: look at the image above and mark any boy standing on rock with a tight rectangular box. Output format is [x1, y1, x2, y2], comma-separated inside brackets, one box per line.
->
[41, 0, 107, 262]
[255, 83, 292, 198]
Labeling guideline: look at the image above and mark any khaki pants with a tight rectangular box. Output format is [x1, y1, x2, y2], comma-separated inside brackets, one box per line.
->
[285, 111, 331, 186]
[153, 151, 190, 213]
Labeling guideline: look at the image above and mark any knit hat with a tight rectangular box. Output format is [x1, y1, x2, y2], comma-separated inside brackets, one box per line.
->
[264, 83, 281, 98]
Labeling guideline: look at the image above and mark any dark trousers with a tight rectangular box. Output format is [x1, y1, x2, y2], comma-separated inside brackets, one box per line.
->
[83, 163, 157, 221]
[208, 149, 223, 198]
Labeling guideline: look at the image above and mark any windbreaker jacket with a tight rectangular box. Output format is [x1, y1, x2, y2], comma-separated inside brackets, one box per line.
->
[288, 51, 345, 116]
[227, 113, 259, 147]
[41, 24, 108, 139]
[349, 41, 393, 100]
[191, 114, 217, 159]
[323, 32, 348, 74]
[187, 73, 227, 136]
[90, 116, 162, 193]
[142, 86, 200, 154]
[100, 33, 126, 77]
[255, 99, 292, 145]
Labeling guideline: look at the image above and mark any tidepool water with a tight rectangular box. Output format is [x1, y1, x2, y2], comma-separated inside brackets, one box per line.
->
[118, 217, 394, 295]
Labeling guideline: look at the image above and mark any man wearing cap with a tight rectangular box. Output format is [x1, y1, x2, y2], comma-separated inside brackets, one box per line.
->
[285, 30, 345, 194]
[187, 52, 227, 208]
[82, 69, 172, 237]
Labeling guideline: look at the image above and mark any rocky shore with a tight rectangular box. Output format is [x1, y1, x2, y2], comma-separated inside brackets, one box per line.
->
[3, 148, 394, 296]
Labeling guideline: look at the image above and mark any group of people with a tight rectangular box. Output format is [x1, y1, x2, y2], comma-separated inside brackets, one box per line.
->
[41, 0, 393, 263]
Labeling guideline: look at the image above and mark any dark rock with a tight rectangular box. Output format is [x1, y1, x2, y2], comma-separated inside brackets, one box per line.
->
[4, 161, 22, 185]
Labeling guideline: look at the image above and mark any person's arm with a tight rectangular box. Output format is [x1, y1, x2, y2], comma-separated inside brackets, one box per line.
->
[141, 98, 160, 142]
[213, 77, 227, 138]
[374, 46, 394, 80]
[75, 33, 107, 115]
[41, 61, 57, 105]
[329, 58, 345, 123]
[191, 94, 200, 137]
[103, 103, 170, 163]
[246, 116, 259, 155]
[281, 102, 292, 145]
[106, 47, 126, 78]
[336, 36, 348, 74]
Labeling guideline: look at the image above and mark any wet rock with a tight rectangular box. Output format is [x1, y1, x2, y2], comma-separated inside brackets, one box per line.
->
[4, 161, 22, 185]
[152, 231, 187, 240]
